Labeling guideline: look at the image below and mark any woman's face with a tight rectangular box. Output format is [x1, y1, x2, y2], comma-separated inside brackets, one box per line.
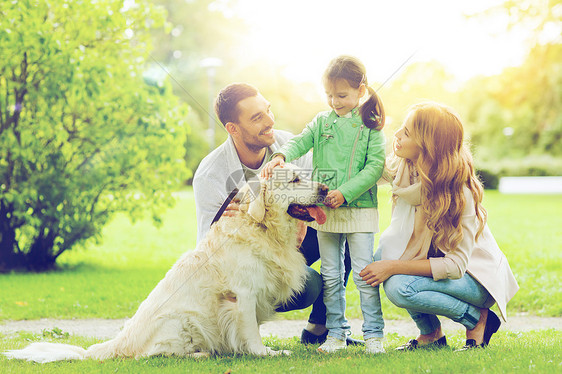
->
[394, 115, 421, 162]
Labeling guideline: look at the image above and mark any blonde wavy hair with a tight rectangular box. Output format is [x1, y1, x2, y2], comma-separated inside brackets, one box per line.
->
[406, 102, 487, 251]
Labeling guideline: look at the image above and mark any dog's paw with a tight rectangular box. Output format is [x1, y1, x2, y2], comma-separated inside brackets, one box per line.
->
[188, 351, 211, 359]
[265, 347, 291, 356]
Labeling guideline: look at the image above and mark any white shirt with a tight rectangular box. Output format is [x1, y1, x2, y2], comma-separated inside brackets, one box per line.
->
[192, 130, 311, 242]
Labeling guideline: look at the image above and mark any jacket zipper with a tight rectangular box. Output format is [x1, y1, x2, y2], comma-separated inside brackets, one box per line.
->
[348, 125, 364, 180]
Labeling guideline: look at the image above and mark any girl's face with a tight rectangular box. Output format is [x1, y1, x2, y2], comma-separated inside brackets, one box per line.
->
[394, 114, 421, 162]
[324, 78, 365, 117]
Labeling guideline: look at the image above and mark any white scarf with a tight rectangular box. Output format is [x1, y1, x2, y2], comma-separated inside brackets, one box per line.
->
[378, 160, 432, 261]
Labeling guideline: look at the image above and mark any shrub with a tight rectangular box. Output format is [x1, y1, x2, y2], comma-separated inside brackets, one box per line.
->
[477, 169, 499, 189]
[475, 155, 562, 189]
[0, 0, 189, 271]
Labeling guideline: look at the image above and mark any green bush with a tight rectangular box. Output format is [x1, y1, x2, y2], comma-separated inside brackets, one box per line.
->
[475, 155, 562, 189]
[0, 0, 189, 271]
[476, 169, 499, 189]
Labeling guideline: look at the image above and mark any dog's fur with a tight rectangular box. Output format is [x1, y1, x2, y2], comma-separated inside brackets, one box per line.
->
[4, 164, 327, 362]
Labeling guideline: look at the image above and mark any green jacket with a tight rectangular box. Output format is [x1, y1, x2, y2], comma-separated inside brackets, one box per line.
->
[277, 108, 386, 208]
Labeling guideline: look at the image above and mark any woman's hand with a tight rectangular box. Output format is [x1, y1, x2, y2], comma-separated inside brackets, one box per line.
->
[260, 155, 285, 179]
[325, 189, 345, 209]
[359, 260, 397, 287]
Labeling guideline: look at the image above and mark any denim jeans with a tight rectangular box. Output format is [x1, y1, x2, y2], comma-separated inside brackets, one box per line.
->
[318, 231, 384, 340]
[276, 266, 322, 314]
[383, 272, 491, 334]
[299, 227, 352, 325]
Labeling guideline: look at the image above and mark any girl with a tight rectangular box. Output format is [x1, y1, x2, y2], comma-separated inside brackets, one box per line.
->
[360, 102, 519, 351]
[262, 55, 386, 354]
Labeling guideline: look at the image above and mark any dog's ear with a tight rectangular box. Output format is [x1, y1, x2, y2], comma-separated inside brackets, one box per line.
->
[247, 181, 266, 222]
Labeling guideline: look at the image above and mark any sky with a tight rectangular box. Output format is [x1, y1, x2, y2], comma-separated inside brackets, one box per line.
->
[229, 0, 531, 88]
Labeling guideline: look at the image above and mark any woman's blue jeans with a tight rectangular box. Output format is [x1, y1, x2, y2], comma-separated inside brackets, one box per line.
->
[318, 231, 384, 340]
[383, 272, 492, 334]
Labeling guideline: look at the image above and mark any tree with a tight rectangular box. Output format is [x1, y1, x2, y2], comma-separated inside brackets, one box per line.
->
[381, 61, 460, 134]
[150, 0, 249, 152]
[462, 0, 562, 160]
[0, 0, 189, 271]
[487, 0, 561, 44]
[149, 0, 327, 166]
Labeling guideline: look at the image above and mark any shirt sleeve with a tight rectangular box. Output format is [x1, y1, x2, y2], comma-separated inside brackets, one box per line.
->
[273, 116, 318, 162]
[429, 188, 478, 280]
[193, 172, 226, 243]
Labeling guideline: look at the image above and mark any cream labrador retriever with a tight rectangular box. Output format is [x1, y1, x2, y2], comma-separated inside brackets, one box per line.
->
[4, 164, 328, 362]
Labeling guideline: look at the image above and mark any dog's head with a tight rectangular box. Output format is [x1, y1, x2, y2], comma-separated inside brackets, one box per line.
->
[237, 164, 327, 225]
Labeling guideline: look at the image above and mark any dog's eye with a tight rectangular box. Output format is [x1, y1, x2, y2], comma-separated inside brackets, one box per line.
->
[289, 175, 300, 183]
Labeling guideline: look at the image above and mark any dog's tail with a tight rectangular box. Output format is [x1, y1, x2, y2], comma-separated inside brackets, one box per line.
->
[3, 342, 87, 363]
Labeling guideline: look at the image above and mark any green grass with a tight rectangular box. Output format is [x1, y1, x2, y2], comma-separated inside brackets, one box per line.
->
[481, 190, 562, 316]
[0, 187, 560, 321]
[1, 329, 560, 373]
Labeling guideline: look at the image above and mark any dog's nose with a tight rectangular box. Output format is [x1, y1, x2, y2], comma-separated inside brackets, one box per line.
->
[319, 183, 329, 197]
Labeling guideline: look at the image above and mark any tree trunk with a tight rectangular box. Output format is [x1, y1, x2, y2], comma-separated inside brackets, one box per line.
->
[0, 215, 24, 272]
[0, 204, 57, 272]
[26, 232, 57, 272]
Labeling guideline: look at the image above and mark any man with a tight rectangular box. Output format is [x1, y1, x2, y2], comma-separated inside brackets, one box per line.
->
[193, 83, 358, 345]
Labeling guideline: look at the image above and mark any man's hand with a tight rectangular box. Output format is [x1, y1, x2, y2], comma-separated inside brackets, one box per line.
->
[222, 200, 240, 218]
[324, 189, 345, 209]
[261, 155, 285, 179]
[296, 221, 307, 247]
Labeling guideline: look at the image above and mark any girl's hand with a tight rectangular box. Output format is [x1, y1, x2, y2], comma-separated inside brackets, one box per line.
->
[325, 190, 345, 209]
[260, 155, 285, 179]
[359, 261, 396, 287]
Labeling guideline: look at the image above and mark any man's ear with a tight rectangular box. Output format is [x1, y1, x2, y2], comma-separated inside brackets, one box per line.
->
[225, 122, 237, 136]
[247, 181, 266, 222]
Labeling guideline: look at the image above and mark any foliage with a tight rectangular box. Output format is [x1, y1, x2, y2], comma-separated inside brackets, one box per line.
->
[147, 0, 560, 175]
[490, 0, 562, 42]
[460, 43, 562, 160]
[0, 0, 189, 271]
[476, 154, 562, 189]
[149, 0, 328, 172]
[382, 61, 460, 127]
[476, 169, 500, 189]
[150, 0, 246, 152]
[461, 0, 562, 162]
[478, 154, 562, 177]
[41, 327, 69, 339]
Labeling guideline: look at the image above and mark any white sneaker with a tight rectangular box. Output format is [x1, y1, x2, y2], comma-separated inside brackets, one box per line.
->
[317, 336, 347, 353]
[365, 337, 386, 354]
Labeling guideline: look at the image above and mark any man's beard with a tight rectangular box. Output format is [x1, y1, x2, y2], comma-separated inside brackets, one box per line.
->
[245, 136, 273, 153]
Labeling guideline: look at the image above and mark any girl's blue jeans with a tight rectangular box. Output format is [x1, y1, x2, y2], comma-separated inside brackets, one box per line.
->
[382, 263, 492, 334]
[317, 231, 384, 341]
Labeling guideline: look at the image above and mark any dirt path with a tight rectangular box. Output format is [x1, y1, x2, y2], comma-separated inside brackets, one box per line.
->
[1, 315, 560, 340]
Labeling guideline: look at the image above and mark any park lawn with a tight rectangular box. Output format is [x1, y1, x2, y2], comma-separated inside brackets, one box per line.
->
[0, 187, 561, 321]
[0, 329, 560, 373]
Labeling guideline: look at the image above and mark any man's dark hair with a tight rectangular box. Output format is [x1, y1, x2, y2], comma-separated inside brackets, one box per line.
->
[214, 83, 258, 126]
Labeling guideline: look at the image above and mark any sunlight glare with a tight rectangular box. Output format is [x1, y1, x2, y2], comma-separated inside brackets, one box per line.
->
[233, 0, 528, 89]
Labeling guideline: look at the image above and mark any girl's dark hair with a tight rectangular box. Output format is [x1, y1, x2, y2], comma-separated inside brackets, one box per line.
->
[323, 55, 385, 130]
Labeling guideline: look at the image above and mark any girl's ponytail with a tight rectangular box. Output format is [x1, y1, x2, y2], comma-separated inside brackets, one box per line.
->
[360, 86, 385, 130]
[323, 55, 385, 130]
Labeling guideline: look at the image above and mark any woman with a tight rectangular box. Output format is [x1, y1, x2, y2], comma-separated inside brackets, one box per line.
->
[360, 102, 519, 350]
